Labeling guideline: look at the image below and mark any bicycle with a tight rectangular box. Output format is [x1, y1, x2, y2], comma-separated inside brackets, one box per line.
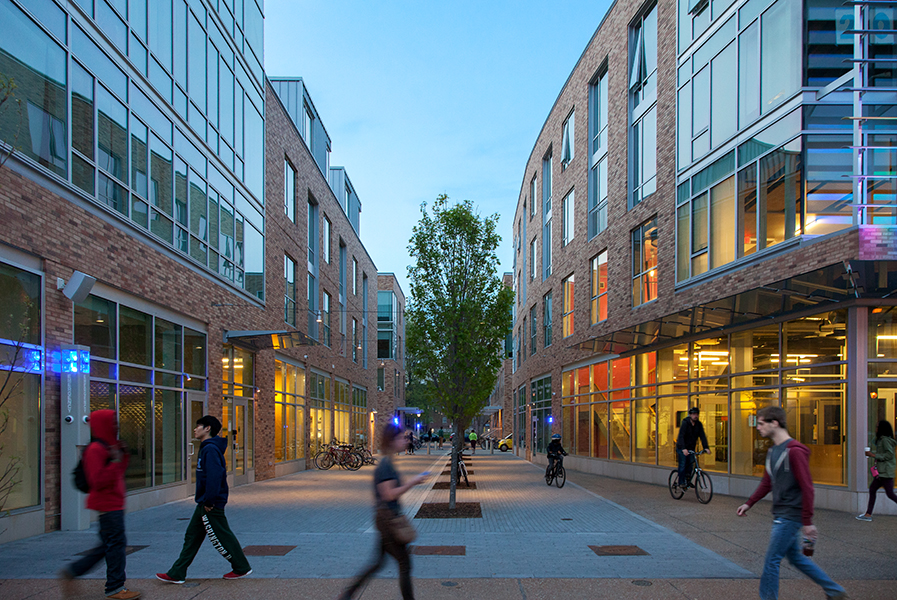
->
[545, 454, 566, 488]
[668, 449, 713, 504]
[455, 454, 470, 487]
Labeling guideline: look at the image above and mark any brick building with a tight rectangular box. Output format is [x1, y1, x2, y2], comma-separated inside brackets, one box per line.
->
[510, 0, 897, 513]
[0, 0, 402, 543]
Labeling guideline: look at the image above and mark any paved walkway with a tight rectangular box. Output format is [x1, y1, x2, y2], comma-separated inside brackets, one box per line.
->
[1, 450, 895, 599]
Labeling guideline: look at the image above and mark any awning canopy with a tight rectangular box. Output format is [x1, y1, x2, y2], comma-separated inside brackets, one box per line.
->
[223, 330, 318, 352]
[572, 260, 897, 356]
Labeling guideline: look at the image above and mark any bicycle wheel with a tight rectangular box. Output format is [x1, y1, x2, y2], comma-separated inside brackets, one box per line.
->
[555, 466, 566, 488]
[313, 450, 328, 470]
[347, 451, 363, 471]
[668, 470, 684, 499]
[545, 467, 553, 486]
[695, 471, 713, 504]
[459, 462, 469, 486]
[319, 452, 335, 470]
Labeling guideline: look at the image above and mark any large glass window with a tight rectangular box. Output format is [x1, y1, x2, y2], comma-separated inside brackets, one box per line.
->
[542, 151, 553, 279]
[274, 360, 305, 462]
[590, 251, 608, 324]
[554, 310, 846, 484]
[589, 69, 609, 238]
[322, 291, 331, 347]
[76, 295, 207, 490]
[562, 275, 575, 338]
[531, 376, 552, 454]
[284, 159, 295, 222]
[530, 305, 537, 356]
[561, 110, 574, 169]
[630, 4, 657, 207]
[308, 370, 331, 455]
[0, 262, 42, 511]
[0, 0, 67, 177]
[562, 189, 574, 246]
[285, 255, 296, 327]
[631, 218, 658, 306]
[543, 291, 553, 348]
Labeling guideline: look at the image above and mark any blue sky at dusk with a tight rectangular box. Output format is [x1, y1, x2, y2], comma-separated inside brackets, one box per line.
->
[265, 1, 614, 294]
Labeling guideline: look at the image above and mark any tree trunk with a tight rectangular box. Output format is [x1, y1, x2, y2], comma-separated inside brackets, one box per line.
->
[449, 421, 461, 509]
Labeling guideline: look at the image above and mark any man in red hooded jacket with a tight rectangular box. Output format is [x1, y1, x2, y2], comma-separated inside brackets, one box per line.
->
[60, 409, 141, 599]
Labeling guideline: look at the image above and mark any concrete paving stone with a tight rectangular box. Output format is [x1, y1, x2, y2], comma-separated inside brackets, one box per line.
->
[1, 450, 894, 597]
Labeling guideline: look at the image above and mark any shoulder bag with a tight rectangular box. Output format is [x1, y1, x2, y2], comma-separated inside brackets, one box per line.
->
[376, 504, 417, 545]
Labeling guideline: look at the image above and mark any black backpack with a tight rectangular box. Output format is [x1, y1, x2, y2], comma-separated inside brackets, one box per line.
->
[73, 439, 110, 493]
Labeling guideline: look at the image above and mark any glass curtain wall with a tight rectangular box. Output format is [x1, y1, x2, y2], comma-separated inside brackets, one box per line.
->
[76, 295, 207, 490]
[0, 262, 42, 511]
[351, 386, 367, 447]
[560, 309, 847, 484]
[0, 0, 265, 298]
[221, 344, 253, 472]
[334, 380, 350, 443]
[308, 370, 331, 454]
[274, 359, 305, 462]
[531, 376, 552, 454]
[869, 307, 897, 486]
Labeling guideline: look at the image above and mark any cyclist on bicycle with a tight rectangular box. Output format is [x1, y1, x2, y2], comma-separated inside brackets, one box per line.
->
[546, 434, 568, 477]
[676, 407, 710, 489]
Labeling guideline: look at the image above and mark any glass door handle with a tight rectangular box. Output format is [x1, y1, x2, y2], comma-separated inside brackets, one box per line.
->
[188, 442, 194, 456]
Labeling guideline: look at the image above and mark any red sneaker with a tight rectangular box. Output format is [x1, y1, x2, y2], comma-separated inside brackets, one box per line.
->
[155, 573, 184, 584]
[223, 569, 252, 580]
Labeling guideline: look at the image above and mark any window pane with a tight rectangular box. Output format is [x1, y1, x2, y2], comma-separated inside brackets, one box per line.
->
[155, 388, 183, 484]
[760, 0, 801, 114]
[692, 193, 708, 254]
[610, 401, 631, 460]
[155, 317, 182, 371]
[710, 42, 736, 148]
[758, 139, 802, 251]
[805, 135, 854, 235]
[97, 86, 128, 184]
[120, 306, 152, 365]
[693, 393, 729, 472]
[677, 204, 690, 281]
[738, 21, 760, 127]
[784, 384, 845, 484]
[121, 384, 152, 490]
[0, 0, 67, 177]
[75, 295, 117, 359]
[72, 62, 94, 159]
[710, 176, 736, 268]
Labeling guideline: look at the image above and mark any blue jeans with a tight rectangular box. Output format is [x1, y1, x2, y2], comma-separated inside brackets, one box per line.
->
[759, 517, 845, 600]
[677, 452, 694, 486]
[67, 510, 127, 595]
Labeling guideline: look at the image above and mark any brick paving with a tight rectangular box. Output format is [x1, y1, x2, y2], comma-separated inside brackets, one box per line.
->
[1, 449, 894, 599]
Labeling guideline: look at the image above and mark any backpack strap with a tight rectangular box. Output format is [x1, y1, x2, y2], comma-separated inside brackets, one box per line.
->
[765, 444, 790, 477]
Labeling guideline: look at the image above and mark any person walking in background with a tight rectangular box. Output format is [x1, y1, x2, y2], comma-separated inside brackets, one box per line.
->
[156, 416, 252, 584]
[736, 406, 847, 600]
[437, 427, 445, 449]
[857, 420, 897, 521]
[469, 430, 478, 454]
[339, 424, 429, 600]
[59, 409, 141, 600]
[406, 429, 415, 454]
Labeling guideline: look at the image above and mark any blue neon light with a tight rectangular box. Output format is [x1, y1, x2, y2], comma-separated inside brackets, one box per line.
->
[0, 338, 44, 373]
[80, 350, 90, 374]
[547, 415, 554, 424]
[393, 417, 400, 426]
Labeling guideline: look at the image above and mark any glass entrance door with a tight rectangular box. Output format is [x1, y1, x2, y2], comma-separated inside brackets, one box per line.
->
[223, 398, 251, 485]
[187, 393, 206, 487]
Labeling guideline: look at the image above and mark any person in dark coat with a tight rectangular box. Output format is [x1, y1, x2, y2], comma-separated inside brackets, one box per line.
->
[60, 409, 141, 599]
[675, 406, 710, 488]
[156, 415, 251, 584]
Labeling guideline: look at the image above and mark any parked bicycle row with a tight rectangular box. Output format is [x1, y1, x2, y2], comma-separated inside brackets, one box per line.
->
[313, 439, 377, 471]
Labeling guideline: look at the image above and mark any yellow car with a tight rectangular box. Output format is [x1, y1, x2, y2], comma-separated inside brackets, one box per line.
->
[498, 434, 513, 452]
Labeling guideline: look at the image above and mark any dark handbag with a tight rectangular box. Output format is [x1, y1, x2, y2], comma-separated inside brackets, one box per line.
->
[376, 505, 417, 545]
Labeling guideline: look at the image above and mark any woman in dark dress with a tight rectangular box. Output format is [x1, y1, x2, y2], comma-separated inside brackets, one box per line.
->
[339, 424, 429, 600]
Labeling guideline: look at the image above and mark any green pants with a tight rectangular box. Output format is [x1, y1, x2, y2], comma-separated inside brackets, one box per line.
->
[167, 504, 251, 580]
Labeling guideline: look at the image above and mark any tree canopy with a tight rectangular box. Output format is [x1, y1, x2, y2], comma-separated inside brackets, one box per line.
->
[406, 195, 513, 434]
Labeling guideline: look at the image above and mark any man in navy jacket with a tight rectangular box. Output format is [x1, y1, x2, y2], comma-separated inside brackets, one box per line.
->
[156, 416, 252, 584]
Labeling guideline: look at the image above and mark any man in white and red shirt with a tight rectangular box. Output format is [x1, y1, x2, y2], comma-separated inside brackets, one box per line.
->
[736, 406, 847, 600]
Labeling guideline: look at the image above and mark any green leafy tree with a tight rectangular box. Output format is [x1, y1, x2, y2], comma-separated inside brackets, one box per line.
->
[406, 195, 513, 508]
